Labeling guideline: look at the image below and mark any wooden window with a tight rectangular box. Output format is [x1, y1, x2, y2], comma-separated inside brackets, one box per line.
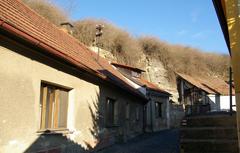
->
[155, 102, 162, 118]
[106, 98, 118, 126]
[136, 106, 140, 121]
[40, 83, 69, 130]
[126, 102, 130, 119]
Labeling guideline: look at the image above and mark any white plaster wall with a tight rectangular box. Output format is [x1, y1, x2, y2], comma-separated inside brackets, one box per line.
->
[122, 75, 146, 96]
[0, 42, 102, 152]
[208, 94, 236, 111]
[0, 39, 144, 153]
[220, 96, 236, 111]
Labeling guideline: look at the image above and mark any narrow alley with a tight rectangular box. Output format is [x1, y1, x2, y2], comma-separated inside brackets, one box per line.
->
[97, 129, 180, 153]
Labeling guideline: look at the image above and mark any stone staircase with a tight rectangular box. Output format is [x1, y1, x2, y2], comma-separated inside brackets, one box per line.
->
[180, 113, 238, 153]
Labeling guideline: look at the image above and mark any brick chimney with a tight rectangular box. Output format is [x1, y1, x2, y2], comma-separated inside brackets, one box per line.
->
[60, 22, 74, 35]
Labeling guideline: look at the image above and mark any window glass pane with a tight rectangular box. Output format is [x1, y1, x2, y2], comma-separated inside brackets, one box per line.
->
[46, 87, 55, 128]
[126, 103, 130, 119]
[155, 102, 162, 118]
[44, 87, 51, 128]
[136, 106, 139, 121]
[58, 90, 68, 128]
[40, 83, 69, 130]
[114, 101, 118, 124]
[106, 98, 117, 126]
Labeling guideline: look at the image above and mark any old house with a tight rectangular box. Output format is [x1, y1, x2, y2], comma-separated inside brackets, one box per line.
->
[111, 62, 171, 132]
[177, 73, 235, 115]
[0, 1, 148, 153]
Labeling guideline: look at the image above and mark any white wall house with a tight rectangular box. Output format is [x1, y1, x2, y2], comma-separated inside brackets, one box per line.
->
[208, 94, 236, 111]
[177, 73, 235, 115]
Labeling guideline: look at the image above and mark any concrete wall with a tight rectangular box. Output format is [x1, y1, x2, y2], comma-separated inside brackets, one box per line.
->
[169, 104, 185, 128]
[0, 37, 144, 153]
[145, 93, 169, 132]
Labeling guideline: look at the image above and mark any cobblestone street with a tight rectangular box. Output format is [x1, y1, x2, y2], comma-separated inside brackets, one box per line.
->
[97, 129, 180, 153]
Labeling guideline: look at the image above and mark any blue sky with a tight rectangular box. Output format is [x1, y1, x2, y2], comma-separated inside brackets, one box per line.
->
[53, 0, 228, 54]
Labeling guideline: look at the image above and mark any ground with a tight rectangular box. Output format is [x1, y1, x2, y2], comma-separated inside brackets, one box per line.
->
[97, 129, 180, 153]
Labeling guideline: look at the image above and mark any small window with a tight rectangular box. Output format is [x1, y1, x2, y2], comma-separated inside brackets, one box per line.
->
[155, 102, 162, 118]
[126, 102, 130, 119]
[136, 106, 140, 121]
[131, 71, 140, 78]
[106, 98, 118, 126]
[40, 83, 69, 130]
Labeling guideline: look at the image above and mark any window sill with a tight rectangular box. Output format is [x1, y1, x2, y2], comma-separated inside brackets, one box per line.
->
[37, 128, 72, 135]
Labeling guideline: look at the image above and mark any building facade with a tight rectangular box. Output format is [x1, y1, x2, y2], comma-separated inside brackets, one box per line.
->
[177, 73, 235, 115]
[0, 1, 147, 152]
[111, 63, 171, 132]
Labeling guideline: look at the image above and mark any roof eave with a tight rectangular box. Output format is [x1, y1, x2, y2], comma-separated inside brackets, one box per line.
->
[0, 20, 147, 102]
[212, 0, 231, 54]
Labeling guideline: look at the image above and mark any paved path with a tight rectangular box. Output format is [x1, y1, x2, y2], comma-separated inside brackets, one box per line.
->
[97, 129, 180, 153]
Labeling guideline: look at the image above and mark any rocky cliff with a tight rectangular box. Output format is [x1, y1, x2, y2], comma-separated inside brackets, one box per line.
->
[90, 46, 179, 103]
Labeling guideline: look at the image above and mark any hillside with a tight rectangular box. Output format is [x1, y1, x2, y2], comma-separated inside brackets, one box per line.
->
[23, 0, 230, 102]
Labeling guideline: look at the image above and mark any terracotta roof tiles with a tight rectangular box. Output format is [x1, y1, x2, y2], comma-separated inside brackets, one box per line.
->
[0, 0, 146, 100]
[177, 73, 234, 95]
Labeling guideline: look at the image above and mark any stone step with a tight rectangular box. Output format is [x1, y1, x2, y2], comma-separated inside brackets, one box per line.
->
[181, 114, 237, 127]
[181, 139, 238, 153]
[180, 127, 238, 139]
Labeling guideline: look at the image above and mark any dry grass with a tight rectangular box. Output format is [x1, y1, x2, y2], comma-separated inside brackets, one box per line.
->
[73, 19, 143, 66]
[22, 0, 230, 84]
[22, 0, 68, 26]
[138, 36, 229, 83]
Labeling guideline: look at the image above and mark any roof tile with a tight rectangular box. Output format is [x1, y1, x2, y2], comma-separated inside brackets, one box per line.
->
[0, 0, 146, 100]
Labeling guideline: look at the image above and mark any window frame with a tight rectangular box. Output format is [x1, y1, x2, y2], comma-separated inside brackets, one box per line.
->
[126, 102, 130, 120]
[106, 97, 118, 127]
[39, 83, 69, 132]
[135, 106, 140, 121]
[155, 102, 163, 118]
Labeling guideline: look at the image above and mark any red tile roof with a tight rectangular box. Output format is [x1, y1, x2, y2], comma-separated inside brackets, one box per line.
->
[0, 0, 146, 101]
[177, 73, 216, 94]
[111, 62, 170, 95]
[177, 73, 234, 95]
[138, 78, 171, 95]
[201, 77, 234, 96]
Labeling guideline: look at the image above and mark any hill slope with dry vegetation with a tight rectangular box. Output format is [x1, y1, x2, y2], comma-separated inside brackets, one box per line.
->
[23, 0, 230, 86]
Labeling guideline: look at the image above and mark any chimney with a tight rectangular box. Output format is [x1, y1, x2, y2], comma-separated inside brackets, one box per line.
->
[60, 22, 74, 35]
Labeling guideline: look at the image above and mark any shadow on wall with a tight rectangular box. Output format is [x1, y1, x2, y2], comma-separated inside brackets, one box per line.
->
[84, 93, 103, 151]
[23, 92, 102, 153]
[23, 90, 111, 153]
[85, 89, 122, 151]
[1, 38, 143, 152]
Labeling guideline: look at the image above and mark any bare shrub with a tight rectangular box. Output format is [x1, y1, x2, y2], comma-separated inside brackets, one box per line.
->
[73, 19, 143, 67]
[138, 36, 230, 83]
[22, 0, 68, 26]
[21, 0, 229, 84]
